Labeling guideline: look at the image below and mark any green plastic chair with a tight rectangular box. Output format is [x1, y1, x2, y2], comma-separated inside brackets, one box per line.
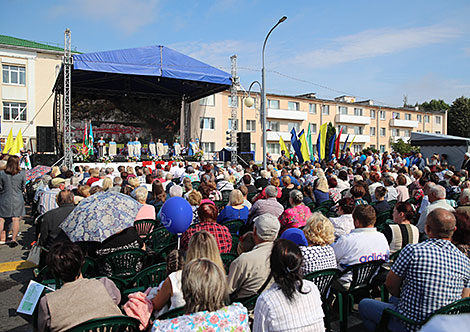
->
[221, 253, 238, 273]
[230, 234, 240, 255]
[102, 249, 147, 281]
[247, 192, 257, 203]
[158, 306, 185, 319]
[335, 260, 385, 332]
[376, 210, 393, 230]
[376, 297, 470, 332]
[223, 220, 245, 235]
[145, 226, 176, 252]
[134, 219, 157, 238]
[191, 181, 201, 190]
[388, 200, 397, 209]
[68, 315, 140, 332]
[240, 293, 260, 312]
[214, 200, 227, 211]
[306, 201, 316, 212]
[304, 268, 341, 332]
[121, 263, 167, 304]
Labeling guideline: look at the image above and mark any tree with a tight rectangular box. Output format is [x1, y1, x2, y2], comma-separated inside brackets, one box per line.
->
[419, 99, 450, 112]
[448, 96, 470, 137]
[391, 139, 420, 155]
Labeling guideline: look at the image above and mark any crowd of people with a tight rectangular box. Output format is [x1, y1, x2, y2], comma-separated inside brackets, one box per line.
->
[1, 148, 470, 331]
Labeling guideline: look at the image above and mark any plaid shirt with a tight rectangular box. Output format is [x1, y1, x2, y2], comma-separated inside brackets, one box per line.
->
[392, 239, 470, 331]
[181, 221, 232, 253]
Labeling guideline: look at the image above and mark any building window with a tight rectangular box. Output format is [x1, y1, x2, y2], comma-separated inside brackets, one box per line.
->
[370, 110, 376, 119]
[405, 113, 411, 120]
[353, 144, 362, 153]
[288, 122, 300, 133]
[338, 106, 348, 115]
[228, 96, 238, 107]
[370, 144, 376, 150]
[353, 126, 363, 135]
[424, 115, 430, 123]
[267, 143, 280, 154]
[435, 116, 441, 124]
[288, 101, 299, 111]
[2, 65, 26, 85]
[201, 142, 215, 153]
[200, 117, 215, 130]
[309, 103, 317, 114]
[392, 112, 401, 119]
[425, 130, 430, 133]
[417, 130, 422, 133]
[250, 143, 256, 152]
[380, 145, 385, 153]
[267, 121, 280, 131]
[435, 131, 441, 134]
[380, 110, 386, 120]
[370, 127, 376, 136]
[337, 125, 347, 134]
[3, 102, 27, 121]
[268, 99, 280, 109]
[354, 108, 363, 116]
[417, 115, 422, 123]
[246, 120, 256, 132]
[228, 119, 238, 130]
[404, 129, 411, 137]
[321, 105, 330, 115]
[309, 123, 317, 134]
[392, 128, 400, 136]
[380, 128, 386, 136]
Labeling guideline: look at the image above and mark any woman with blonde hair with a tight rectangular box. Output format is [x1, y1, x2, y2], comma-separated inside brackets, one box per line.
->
[50, 166, 61, 178]
[216, 189, 249, 224]
[134, 186, 156, 221]
[314, 176, 330, 204]
[102, 177, 113, 191]
[187, 190, 202, 224]
[151, 231, 225, 316]
[300, 212, 337, 275]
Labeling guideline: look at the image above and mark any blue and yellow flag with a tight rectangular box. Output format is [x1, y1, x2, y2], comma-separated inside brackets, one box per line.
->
[299, 129, 310, 162]
[279, 136, 289, 156]
[319, 123, 328, 160]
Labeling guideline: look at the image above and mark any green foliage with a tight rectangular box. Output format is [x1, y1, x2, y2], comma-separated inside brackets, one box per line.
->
[391, 139, 420, 155]
[419, 99, 449, 112]
[362, 147, 379, 154]
[448, 96, 470, 138]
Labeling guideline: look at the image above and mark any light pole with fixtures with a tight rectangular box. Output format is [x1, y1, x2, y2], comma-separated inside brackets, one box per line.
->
[260, 16, 287, 170]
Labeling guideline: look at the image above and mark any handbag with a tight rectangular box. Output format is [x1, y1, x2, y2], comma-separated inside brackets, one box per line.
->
[26, 242, 41, 266]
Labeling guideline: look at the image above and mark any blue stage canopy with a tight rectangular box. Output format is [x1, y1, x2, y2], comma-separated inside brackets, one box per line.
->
[55, 45, 232, 102]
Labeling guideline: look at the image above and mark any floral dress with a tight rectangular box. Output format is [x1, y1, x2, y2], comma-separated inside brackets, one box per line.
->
[279, 204, 312, 230]
[151, 303, 250, 332]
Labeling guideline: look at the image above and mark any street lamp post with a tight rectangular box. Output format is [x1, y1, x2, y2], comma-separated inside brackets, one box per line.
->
[261, 16, 287, 170]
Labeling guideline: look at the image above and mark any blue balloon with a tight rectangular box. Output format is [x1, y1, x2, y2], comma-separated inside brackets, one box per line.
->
[160, 197, 193, 234]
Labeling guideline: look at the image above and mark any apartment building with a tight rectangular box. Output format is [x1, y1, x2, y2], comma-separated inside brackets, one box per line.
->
[189, 91, 447, 161]
[0, 35, 64, 151]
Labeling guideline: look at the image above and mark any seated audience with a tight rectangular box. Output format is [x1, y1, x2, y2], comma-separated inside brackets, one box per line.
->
[134, 186, 156, 221]
[279, 190, 312, 233]
[248, 185, 284, 224]
[314, 176, 330, 204]
[351, 184, 368, 206]
[216, 189, 249, 224]
[329, 197, 355, 240]
[382, 202, 420, 255]
[253, 238, 325, 331]
[395, 174, 409, 202]
[373, 187, 391, 213]
[416, 185, 455, 234]
[453, 211, 470, 258]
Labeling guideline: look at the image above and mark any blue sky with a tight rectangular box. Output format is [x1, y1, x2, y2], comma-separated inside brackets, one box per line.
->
[2, 0, 470, 107]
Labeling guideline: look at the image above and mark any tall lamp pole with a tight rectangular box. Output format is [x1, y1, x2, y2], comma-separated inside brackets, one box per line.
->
[261, 16, 287, 170]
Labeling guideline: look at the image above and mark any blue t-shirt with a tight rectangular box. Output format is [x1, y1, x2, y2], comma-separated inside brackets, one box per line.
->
[217, 206, 249, 224]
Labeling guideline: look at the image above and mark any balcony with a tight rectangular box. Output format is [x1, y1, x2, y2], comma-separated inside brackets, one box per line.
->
[267, 108, 308, 121]
[390, 119, 419, 128]
[335, 114, 370, 125]
[339, 134, 370, 143]
[266, 131, 291, 141]
[390, 136, 410, 143]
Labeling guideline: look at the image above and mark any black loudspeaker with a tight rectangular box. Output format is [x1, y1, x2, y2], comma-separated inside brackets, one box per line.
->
[239, 152, 254, 165]
[219, 148, 232, 162]
[36, 126, 55, 152]
[31, 154, 61, 167]
[237, 132, 251, 153]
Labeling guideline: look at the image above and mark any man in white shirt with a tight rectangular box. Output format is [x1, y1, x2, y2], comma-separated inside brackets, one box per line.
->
[383, 176, 398, 201]
[332, 204, 390, 289]
[416, 185, 455, 234]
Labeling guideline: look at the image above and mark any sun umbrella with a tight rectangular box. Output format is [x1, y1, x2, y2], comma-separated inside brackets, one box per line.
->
[59, 191, 143, 242]
[26, 166, 52, 182]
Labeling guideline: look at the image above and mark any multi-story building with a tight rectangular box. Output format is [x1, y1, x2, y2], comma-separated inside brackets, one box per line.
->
[188, 91, 447, 161]
[1, 35, 64, 151]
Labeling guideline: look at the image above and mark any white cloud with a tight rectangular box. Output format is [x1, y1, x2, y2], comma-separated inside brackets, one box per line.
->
[50, 0, 159, 36]
[290, 25, 462, 68]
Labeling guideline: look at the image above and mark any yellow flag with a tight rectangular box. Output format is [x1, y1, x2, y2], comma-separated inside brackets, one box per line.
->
[299, 130, 310, 162]
[348, 135, 356, 149]
[10, 130, 24, 155]
[319, 123, 328, 160]
[2, 128, 14, 154]
[279, 136, 289, 156]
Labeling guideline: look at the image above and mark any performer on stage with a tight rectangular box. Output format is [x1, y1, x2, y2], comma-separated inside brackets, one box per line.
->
[108, 137, 117, 156]
[188, 138, 199, 156]
[149, 138, 156, 158]
[173, 140, 181, 156]
[97, 136, 106, 158]
[127, 138, 134, 157]
[134, 137, 142, 160]
[163, 139, 169, 156]
[156, 138, 164, 157]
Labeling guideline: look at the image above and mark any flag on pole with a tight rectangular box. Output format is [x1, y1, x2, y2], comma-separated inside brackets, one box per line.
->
[10, 129, 24, 155]
[328, 132, 336, 160]
[2, 128, 14, 154]
[299, 129, 310, 162]
[290, 128, 303, 163]
[342, 134, 350, 151]
[307, 124, 314, 161]
[82, 123, 89, 155]
[335, 128, 343, 158]
[348, 135, 357, 149]
[88, 123, 94, 155]
[319, 123, 328, 160]
[279, 135, 289, 156]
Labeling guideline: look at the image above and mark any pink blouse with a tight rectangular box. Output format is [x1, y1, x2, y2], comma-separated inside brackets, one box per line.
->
[279, 204, 312, 231]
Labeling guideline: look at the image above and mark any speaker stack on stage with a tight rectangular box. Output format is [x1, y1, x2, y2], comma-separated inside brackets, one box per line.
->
[36, 126, 55, 153]
[236, 132, 254, 166]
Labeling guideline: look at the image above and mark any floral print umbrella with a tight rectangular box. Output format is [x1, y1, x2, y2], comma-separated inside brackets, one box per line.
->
[26, 166, 52, 182]
[60, 191, 143, 242]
